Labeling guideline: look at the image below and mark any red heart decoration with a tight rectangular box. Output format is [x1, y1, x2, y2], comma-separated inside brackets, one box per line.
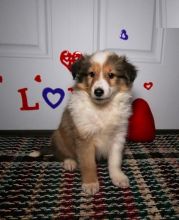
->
[144, 82, 153, 90]
[128, 98, 155, 142]
[68, 87, 74, 93]
[60, 50, 82, 72]
[34, 74, 42, 83]
[0, 75, 3, 83]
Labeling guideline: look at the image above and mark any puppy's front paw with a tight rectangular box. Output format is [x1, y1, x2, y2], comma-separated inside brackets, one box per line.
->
[110, 171, 129, 188]
[82, 181, 99, 195]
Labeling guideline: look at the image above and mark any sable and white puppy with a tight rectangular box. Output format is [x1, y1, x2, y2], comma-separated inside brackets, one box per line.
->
[31, 51, 137, 195]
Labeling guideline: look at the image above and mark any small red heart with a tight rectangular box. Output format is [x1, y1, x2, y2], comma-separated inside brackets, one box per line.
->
[0, 75, 3, 83]
[68, 87, 74, 93]
[60, 50, 82, 73]
[144, 82, 153, 90]
[34, 75, 42, 83]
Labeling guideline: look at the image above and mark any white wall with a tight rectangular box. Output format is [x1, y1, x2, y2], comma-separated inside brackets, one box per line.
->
[0, 0, 179, 130]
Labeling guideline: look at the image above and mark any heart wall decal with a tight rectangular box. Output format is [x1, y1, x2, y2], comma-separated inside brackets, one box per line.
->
[68, 87, 74, 93]
[0, 75, 3, 83]
[34, 74, 42, 83]
[120, 29, 128, 40]
[42, 87, 65, 109]
[144, 82, 153, 90]
[60, 50, 82, 79]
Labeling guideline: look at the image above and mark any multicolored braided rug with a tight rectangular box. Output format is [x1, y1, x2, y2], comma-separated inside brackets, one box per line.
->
[0, 134, 179, 219]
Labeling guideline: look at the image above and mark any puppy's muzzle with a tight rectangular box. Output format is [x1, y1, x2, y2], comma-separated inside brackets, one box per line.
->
[94, 87, 104, 98]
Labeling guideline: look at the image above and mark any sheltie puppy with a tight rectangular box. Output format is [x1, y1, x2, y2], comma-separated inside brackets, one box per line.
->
[31, 51, 137, 195]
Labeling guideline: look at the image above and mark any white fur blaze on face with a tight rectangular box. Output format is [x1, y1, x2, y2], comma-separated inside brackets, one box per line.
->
[91, 74, 111, 100]
[91, 51, 111, 65]
[90, 51, 116, 103]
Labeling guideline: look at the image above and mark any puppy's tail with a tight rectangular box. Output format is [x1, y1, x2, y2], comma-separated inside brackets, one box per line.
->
[29, 146, 53, 158]
[29, 150, 41, 158]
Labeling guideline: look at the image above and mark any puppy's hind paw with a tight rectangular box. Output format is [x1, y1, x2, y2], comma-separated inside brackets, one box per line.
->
[63, 159, 77, 171]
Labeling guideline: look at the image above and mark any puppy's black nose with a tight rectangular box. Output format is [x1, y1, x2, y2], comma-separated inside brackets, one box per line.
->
[94, 88, 104, 97]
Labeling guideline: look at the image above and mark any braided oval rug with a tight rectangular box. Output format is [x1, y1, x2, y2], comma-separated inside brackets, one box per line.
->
[0, 134, 178, 219]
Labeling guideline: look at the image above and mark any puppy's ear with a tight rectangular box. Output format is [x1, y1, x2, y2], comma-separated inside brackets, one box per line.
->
[71, 55, 90, 81]
[121, 56, 137, 84]
[71, 56, 83, 80]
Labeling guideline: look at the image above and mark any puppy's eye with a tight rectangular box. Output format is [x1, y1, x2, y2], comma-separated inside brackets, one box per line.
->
[108, 73, 115, 79]
[89, 72, 95, 78]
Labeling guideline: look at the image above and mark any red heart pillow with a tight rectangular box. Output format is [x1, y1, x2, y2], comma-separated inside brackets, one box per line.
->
[127, 98, 155, 142]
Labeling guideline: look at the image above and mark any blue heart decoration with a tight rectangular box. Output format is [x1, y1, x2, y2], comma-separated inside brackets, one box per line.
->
[120, 29, 128, 40]
[42, 87, 65, 109]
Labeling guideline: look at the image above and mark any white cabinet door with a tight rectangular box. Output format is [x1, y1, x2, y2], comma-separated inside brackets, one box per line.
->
[99, 0, 154, 50]
[161, 0, 179, 28]
[97, 0, 163, 63]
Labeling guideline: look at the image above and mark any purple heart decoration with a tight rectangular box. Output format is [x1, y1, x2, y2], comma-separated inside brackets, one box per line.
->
[120, 29, 128, 40]
[42, 87, 65, 109]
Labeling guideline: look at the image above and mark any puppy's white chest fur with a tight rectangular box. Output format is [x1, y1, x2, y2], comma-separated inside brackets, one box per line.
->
[68, 91, 131, 158]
